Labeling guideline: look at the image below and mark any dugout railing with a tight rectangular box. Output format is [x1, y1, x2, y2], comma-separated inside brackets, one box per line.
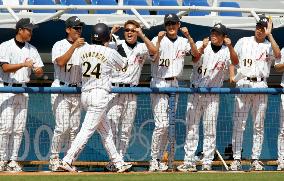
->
[0, 87, 283, 171]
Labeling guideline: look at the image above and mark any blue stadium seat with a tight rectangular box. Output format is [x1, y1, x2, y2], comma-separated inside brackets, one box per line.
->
[124, 0, 150, 15]
[32, 0, 58, 13]
[64, 0, 90, 14]
[153, 0, 179, 15]
[183, 1, 210, 16]
[93, 0, 117, 14]
[219, 2, 241, 17]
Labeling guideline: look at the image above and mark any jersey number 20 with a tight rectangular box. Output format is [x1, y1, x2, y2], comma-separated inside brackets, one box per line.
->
[82, 62, 101, 79]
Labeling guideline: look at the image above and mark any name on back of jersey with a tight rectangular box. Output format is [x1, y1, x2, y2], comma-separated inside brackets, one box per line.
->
[81, 51, 107, 63]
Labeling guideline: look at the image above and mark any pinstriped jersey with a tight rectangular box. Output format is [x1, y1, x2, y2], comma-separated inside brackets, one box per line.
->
[77, 44, 127, 92]
[52, 39, 82, 84]
[190, 41, 230, 88]
[0, 38, 44, 83]
[110, 40, 149, 85]
[151, 36, 191, 78]
[234, 36, 276, 78]
[277, 48, 284, 87]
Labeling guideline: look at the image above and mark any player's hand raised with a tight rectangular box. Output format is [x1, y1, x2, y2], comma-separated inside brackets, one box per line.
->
[73, 38, 85, 49]
[111, 24, 121, 34]
[135, 27, 144, 38]
[224, 37, 232, 47]
[157, 31, 166, 42]
[202, 37, 209, 49]
[180, 27, 190, 38]
[265, 18, 273, 36]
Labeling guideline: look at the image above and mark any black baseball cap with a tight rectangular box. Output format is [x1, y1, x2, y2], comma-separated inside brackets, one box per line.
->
[211, 23, 227, 35]
[16, 18, 38, 30]
[256, 16, 269, 28]
[65, 16, 85, 28]
[164, 13, 180, 24]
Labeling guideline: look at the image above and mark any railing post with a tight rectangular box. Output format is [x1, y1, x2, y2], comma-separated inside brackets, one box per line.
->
[168, 92, 176, 171]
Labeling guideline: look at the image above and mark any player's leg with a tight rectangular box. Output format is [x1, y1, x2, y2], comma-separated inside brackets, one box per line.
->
[231, 94, 251, 170]
[178, 94, 202, 172]
[97, 116, 132, 172]
[278, 94, 284, 170]
[118, 94, 137, 158]
[0, 93, 14, 171]
[202, 94, 219, 170]
[250, 94, 267, 171]
[61, 89, 110, 169]
[68, 94, 81, 146]
[7, 94, 28, 171]
[149, 93, 169, 171]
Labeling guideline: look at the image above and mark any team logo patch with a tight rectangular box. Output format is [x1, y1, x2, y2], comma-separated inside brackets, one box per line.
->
[176, 50, 185, 59]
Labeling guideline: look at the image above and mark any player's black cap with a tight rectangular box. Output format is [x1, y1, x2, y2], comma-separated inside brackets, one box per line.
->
[65, 16, 85, 28]
[92, 23, 110, 43]
[211, 23, 227, 35]
[164, 13, 180, 24]
[16, 18, 38, 30]
[256, 16, 269, 28]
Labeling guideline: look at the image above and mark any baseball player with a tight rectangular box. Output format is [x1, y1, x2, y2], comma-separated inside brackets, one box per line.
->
[177, 23, 239, 172]
[229, 16, 281, 171]
[0, 18, 44, 172]
[273, 48, 284, 171]
[105, 20, 157, 171]
[149, 13, 199, 172]
[49, 16, 85, 171]
[59, 23, 132, 173]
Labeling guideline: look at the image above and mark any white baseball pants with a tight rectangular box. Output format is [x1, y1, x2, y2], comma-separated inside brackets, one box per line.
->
[184, 94, 219, 165]
[278, 94, 284, 163]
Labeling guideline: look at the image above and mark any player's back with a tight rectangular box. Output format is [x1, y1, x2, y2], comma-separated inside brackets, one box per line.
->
[78, 44, 126, 92]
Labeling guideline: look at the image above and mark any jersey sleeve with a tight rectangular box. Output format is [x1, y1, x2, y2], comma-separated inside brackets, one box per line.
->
[0, 42, 11, 64]
[234, 38, 243, 56]
[274, 47, 284, 65]
[195, 41, 204, 49]
[109, 49, 127, 70]
[184, 38, 192, 53]
[51, 41, 63, 64]
[32, 47, 44, 68]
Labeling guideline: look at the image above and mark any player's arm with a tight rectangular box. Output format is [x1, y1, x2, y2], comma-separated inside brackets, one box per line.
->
[192, 37, 209, 63]
[274, 48, 284, 72]
[1, 59, 33, 73]
[136, 27, 157, 55]
[224, 37, 239, 65]
[152, 32, 166, 64]
[180, 27, 199, 58]
[229, 64, 236, 83]
[55, 38, 85, 67]
[266, 19, 281, 59]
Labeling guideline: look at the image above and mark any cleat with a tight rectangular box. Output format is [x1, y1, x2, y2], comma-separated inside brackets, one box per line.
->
[58, 160, 77, 172]
[149, 160, 159, 172]
[277, 161, 284, 171]
[0, 161, 7, 172]
[158, 162, 168, 171]
[106, 162, 117, 172]
[116, 162, 132, 173]
[49, 156, 61, 172]
[202, 164, 212, 171]
[6, 161, 22, 172]
[230, 160, 242, 171]
[250, 160, 264, 171]
[177, 163, 197, 172]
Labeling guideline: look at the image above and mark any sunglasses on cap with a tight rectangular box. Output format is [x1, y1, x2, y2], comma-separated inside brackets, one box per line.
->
[165, 21, 177, 26]
[72, 26, 82, 30]
[124, 28, 136, 33]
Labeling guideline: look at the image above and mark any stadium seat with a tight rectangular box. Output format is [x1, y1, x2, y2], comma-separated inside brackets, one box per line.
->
[32, 0, 59, 13]
[124, 0, 150, 15]
[153, 0, 179, 15]
[183, 0, 210, 16]
[219, 2, 242, 17]
[64, 0, 90, 14]
[93, 0, 117, 14]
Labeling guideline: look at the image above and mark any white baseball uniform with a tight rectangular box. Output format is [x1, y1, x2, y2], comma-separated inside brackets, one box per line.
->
[150, 35, 191, 162]
[107, 40, 149, 158]
[50, 39, 82, 160]
[0, 38, 43, 161]
[232, 36, 278, 160]
[183, 41, 231, 166]
[62, 43, 128, 166]
[277, 48, 284, 164]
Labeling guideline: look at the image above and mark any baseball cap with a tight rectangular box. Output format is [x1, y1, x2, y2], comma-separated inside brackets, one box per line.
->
[164, 13, 180, 24]
[211, 23, 227, 35]
[256, 16, 269, 28]
[16, 18, 38, 30]
[65, 16, 85, 28]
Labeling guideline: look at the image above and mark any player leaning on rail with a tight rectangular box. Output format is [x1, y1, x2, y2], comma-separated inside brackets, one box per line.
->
[229, 16, 281, 171]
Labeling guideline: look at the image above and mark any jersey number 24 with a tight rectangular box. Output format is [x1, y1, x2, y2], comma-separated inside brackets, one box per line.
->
[82, 61, 101, 79]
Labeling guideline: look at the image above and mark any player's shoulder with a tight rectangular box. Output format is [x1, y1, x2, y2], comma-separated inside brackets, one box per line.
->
[0, 38, 14, 46]
[53, 39, 68, 47]
[236, 36, 251, 43]
[25, 42, 38, 51]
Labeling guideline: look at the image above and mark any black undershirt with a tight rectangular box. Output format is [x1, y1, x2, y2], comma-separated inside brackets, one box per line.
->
[14, 38, 25, 49]
[211, 44, 222, 53]
[125, 41, 137, 49]
[166, 35, 177, 42]
[66, 39, 74, 44]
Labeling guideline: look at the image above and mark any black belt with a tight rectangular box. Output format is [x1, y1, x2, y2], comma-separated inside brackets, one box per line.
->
[60, 81, 79, 87]
[191, 84, 195, 88]
[111, 83, 132, 87]
[246, 77, 264, 82]
[3, 82, 24, 87]
[165, 77, 175, 81]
